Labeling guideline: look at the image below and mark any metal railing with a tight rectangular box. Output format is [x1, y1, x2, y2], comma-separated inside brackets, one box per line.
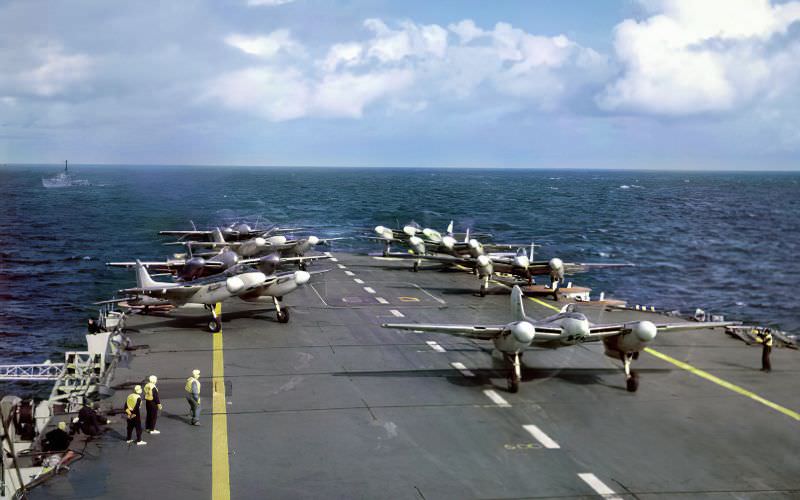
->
[0, 364, 65, 382]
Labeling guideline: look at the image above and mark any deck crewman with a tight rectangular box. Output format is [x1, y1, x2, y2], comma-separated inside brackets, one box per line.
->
[756, 328, 773, 372]
[144, 375, 162, 434]
[185, 369, 201, 426]
[125, 385, 146, 445]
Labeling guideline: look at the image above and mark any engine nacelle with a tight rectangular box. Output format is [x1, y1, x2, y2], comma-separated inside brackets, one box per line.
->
[266, 235, 287, 246]
[375, 226, 393, 240]
[422, 228, 442, 243]
[403, 225, 418, 237]
[476, 255, 493, 277]
[603, 321, 658, 358]
[441, 235, 457, 250]
[467, 239, 484, 257]
[494, 321, 536, 352]
[226, 276, 245, 294]
[409, 236, 426, 255]
[513, 255, 530, 268]
[241, 270, 310, 301]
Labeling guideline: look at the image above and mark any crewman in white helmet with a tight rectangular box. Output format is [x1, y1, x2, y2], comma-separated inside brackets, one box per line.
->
[125, 385, 146, 445]
[143, 375, 162, 434]
[185, 369, 201, 426]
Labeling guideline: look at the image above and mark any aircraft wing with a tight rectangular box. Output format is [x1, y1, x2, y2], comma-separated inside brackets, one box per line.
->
[159, 230, 213, 237]
[393, 253, 475, 267]
[107, 260, 186, 270]
[382, 323, 505, 340]
[119, 284, 200, 300]
[563, 262, 635, 273]
[164, 241, 240, 248]
[581, 320, 736, 340]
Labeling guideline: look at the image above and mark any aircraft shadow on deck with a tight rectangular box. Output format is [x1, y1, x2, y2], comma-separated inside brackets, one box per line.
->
[126, 307, 283, 331]
[332, 366, 671, 391]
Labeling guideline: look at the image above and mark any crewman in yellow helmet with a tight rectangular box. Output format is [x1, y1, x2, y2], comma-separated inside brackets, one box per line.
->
[125, 385, 146, 445]
[755, 328, 773, 372]
[143, 375, 162, 434]
[185, 369, 201, 426]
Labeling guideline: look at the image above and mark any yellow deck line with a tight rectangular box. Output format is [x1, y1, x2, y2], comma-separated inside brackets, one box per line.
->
[212, 303, 231, 500]
[644, 347, 800, 421]
[516, 290, 799, 421]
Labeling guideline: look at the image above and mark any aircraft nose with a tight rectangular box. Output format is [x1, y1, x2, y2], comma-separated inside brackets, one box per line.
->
[255, 237, 267, 247]
[308, 235, 320, 245]
[514, 255, 529, 268]
[511, 321, 536, 345]
[549, 258, 563, 270]
[476, 255, 491, 268]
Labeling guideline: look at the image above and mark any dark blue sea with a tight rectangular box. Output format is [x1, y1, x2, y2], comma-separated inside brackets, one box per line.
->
[1, 165, 798, 393]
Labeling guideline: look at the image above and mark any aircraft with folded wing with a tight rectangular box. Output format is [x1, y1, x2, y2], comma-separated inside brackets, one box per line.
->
[383, 285, 733, 393]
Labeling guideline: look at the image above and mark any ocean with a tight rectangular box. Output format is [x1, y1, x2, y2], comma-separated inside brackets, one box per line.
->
[1, 165, 798, 394]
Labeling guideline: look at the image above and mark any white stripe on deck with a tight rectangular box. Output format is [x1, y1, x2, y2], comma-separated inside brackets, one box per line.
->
[425, 341, 446, 353]
[337, 264, 346, 269]
[363, 287, 376, 294]
[375, 297, 389, 304]
[483, 390, 511, 407]
[353, 278, 364, 284]
[450, 362, 475, 377]
[577, 473, 622, 500]
[522, 424, 560, 449]
[390, 310, 404, 317]
[344, 270, 354, 276]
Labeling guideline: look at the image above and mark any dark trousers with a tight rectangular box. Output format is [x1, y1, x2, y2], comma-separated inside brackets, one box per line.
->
[762, 345, 772, 371]
[126, 415, 142, 442]
[145, 400, 159, 431]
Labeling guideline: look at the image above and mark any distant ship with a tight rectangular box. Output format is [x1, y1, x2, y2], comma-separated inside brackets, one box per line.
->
[42, 160, 90, 188]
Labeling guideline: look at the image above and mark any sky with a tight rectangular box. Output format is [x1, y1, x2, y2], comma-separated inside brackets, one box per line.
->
[1, 0, 800, 169]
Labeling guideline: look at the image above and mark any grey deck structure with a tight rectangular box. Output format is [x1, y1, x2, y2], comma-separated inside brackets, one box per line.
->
[32, 253, 800, 499]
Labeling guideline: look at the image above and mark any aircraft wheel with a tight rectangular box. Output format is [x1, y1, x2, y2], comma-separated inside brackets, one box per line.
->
[277, 308, 290, 323]
[412, 262, 419, 272]
[208, 319, 221, 333]
[299, 263, 307, 271]
[626, 372, 639, 392]
[507, 378, 519, 393]
[479, 286, 487, 297]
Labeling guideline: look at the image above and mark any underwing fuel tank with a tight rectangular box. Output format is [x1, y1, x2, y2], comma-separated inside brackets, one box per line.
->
[239, 271, 311, 302]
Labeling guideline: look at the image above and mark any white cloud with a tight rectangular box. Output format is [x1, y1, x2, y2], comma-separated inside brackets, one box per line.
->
[208, 19, 608, 121]
[598, 0, 800, 115]
[206, 67, 311, 121]
[246, 0, 295, 6]
[225, 30, 303, 58]
[2, 42, 93, 97]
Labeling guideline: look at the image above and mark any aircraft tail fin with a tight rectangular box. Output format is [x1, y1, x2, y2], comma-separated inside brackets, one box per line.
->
[510, 285, 526, 321]
[446, 220, 454, 236]
[135, 260, 159, 288]
[529, 241, 535, 261]
[213, 227, 226, 243]
[464, 227, 470, 243]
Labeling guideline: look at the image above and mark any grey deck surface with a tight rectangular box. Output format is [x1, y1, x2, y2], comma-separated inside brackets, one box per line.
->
[33, 253, 800, 499]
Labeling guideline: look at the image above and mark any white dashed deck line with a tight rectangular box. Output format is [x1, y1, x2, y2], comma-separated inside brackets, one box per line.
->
[577, 473, 622, 500]
[344, 270, 355, 276]
[363, 287, 376, 294]
[353, 278, 365, 284]
[522, 424, 560, 449]
[337, 264, 346, 269]
[375, 297, 389, 304]
[425, 341, 446, 353]
[450, 362, 475, 377]
[390, 310, 404, 318]
[483, 390, 511, 407]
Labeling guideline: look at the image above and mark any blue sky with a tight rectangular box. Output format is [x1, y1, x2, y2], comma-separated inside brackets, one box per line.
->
[1, 0, 799, 169]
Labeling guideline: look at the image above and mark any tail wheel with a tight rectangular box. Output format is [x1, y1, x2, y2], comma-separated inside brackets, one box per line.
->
[479, 285, 487, 297]
[277, 308, 290, 323]
[208, 319, 221, 333]
[412, 261, 419, 272]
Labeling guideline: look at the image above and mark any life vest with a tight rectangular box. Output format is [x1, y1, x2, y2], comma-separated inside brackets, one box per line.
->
[144, 382, 157, 401]
[185, 377, 200, 393]
[126, 393, 141, 412]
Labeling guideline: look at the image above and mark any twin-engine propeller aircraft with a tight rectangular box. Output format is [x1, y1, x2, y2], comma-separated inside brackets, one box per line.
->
[165, 227, 333, 264]
[107, 249, 328, 282]
[371, 221, 491, 256]
[397, 245, 632, 296]
[383, 286, 733, 393]
[102, 260, 312, 331]
[159, 221, 304, 242]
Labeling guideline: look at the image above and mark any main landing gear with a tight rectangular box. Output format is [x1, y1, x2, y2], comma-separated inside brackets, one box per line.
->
[273, 296, 290, 323]
[412, 259, 421, 272]
[479, 276, 490, 297]
[621, 351, 639, 392]
[205, 304, 222, 333]
[505, 352, 522, 393]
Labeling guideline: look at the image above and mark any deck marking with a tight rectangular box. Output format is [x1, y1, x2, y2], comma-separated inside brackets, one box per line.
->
[329, 258, 338, 262]
[337, 264, 346, 269]
[426, 341, 446, 352]
[522, 424, 560, 449]
[344, 270, 355, 276]
[578, 473, 622, 500]
[212, 303, 230, 500]
[353, 278, 364, 284]
[483, 389, 511, 407]
[375, 297, 389, 304]
[645, 347, 800, 422]
[390, 309, 404, 318]
[398, 296, 420, 302]
[451, 362, 475, 377]
[364, 286, 376, 294]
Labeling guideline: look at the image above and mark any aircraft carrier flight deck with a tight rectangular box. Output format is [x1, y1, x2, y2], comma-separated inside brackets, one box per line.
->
[28, 253, 800, 499]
